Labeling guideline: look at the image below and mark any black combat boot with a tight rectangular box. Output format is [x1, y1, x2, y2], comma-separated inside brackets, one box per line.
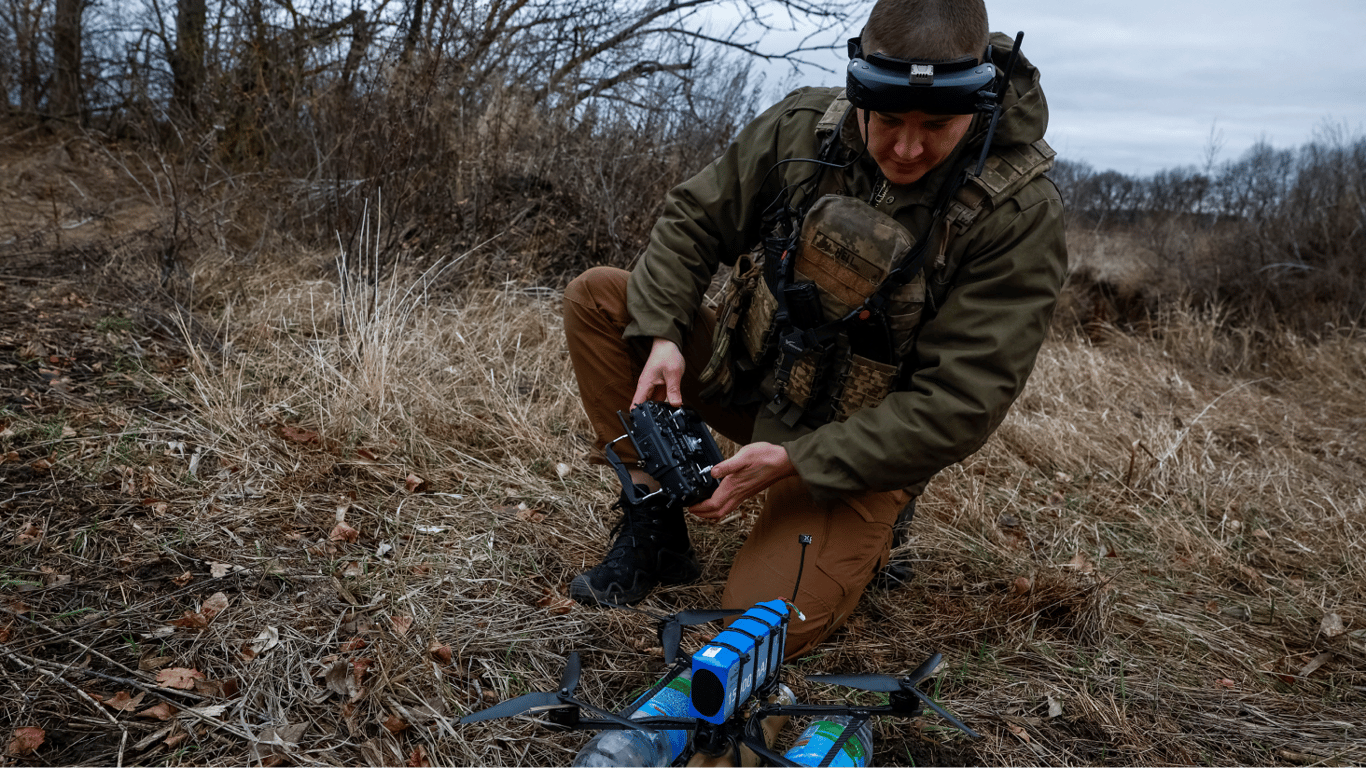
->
[569, 487, 701, 606]
[874, 497, 917, 589]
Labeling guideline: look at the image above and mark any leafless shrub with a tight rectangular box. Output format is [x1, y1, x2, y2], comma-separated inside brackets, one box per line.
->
[1055, 126, 1366, 332]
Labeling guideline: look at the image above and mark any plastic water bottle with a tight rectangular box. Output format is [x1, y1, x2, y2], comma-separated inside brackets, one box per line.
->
[782, 715, 873, 767]
[571, 668, 693, 767]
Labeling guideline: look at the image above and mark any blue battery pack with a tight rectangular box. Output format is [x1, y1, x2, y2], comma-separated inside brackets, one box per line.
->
[687, 599, 790, 724]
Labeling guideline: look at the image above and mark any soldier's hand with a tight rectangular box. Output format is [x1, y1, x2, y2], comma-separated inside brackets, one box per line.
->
[632, 337, 685, 406]
[689, 443, 797, 520]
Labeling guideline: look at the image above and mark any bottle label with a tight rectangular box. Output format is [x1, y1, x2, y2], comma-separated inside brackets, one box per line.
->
[783, 720, 870, 767]
[632, 676, 692, 760]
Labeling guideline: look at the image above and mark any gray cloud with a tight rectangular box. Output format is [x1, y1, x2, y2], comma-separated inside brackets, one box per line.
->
[754, 0, 1366, 175]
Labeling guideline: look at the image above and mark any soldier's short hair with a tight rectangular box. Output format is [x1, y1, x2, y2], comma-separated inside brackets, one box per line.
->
[861, 0, 990, 63]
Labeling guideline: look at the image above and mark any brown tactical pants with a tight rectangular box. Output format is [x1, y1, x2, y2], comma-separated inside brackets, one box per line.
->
[563, 266, 908, 659]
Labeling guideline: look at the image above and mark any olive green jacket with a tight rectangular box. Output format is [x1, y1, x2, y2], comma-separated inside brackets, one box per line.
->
[625, 34, 1068, 505]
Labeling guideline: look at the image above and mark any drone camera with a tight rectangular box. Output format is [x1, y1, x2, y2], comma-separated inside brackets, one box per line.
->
[687, 599, 790, 724]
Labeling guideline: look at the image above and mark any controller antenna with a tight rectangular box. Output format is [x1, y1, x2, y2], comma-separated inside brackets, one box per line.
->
[792, 534, 813, 604]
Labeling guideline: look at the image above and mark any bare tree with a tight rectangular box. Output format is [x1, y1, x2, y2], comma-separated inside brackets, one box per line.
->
[49, 0, 80, 119]
[1, 0, 48, 114]
[170, 0, 206, 120]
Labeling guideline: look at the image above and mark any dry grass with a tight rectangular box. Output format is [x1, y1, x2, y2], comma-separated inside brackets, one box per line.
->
[2, 217, 1365, 766]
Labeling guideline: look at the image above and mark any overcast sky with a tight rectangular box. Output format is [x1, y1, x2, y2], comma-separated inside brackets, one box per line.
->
[749, 0, 1366, 176]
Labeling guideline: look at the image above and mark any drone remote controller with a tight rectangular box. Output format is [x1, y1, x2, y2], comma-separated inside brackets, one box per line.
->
[605, 402, 724, 507]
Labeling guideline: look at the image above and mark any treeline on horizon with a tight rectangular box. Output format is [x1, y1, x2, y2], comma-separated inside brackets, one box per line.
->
[3, 0, 1364, 332]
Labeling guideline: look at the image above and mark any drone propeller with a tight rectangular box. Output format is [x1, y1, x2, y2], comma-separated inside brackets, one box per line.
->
[560, 649, 582, 694]
[597, 599, 741, 665]
[809, 652, 942, 693]
[460, 652, 651, 732]
[460, 689, 565, 723]
[660, 609, 741, 665]
[807, 653, 982, 739]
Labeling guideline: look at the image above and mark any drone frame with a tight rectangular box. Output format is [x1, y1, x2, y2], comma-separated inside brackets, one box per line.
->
[459, 623, 979, 768]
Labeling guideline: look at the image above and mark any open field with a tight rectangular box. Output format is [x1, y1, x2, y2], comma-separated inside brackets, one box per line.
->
[1, 131, 1364, 767]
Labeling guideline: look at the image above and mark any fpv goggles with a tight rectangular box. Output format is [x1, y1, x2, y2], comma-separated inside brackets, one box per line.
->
[845, 36, 1001, 115]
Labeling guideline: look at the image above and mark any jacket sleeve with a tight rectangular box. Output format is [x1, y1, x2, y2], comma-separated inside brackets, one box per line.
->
[624, 90, 833, 347]
[784, 177, 1068, 505]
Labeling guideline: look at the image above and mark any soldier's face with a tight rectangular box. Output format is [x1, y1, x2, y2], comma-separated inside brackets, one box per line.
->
[858, 109, 974, 185]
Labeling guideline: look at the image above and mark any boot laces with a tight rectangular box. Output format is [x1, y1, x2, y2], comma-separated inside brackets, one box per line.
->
[601, 498, 672, 567]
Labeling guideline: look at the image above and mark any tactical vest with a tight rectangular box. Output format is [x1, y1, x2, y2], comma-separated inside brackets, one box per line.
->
[699, 93, 1056, 427]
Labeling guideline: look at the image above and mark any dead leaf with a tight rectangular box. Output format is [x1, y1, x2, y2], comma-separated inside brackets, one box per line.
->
[407, 745, 431, 767]
[428, 639, 452, 665]
[536, 588, 575, 615]
[1321, 613, 1346, 637]
[157, 667, 206, 690]
[405, 473, 429, 493]
[97, 690, 145, 712]
[210, 562, 232, 578]
[7, 726, 44, 756]
[1298, 651, 1333, 678]
[280, 425, 321, 445]
[38, 566, 70, 587]
[12, 523, 42, 546]
[138, 655, 175, 672]
[1045, 693, 1063, 719]
[1215, 678, 1236, 689]
[28, 457, 52, 472]
[330, 522, 360, 543]
[170, 611, 210, 629]
[1011, 576, 1032, 596]
[515, 507, 547, 523]
[1006, 723, 1031, 743]
[1064, 552, 1094, 574]
[137, 702, 177, 720]
[353, 658, 373, 686]
[381, 713, 410, 734]
[339, 561, 363, 578]
[324, 659, 356, 698]
[201, 592, 230, 622]
[340, 636, 368, 653]
[243, 626, 280, 660]
[172, 571, 193, 586]
[251, 723, 306, 767]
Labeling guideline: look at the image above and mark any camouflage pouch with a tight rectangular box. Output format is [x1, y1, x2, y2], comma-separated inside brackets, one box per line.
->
[698, 248, 763, 398]
[739, 261, 779, 363]
[794, 195, 915, 321]
[835, 353, 899, 421]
